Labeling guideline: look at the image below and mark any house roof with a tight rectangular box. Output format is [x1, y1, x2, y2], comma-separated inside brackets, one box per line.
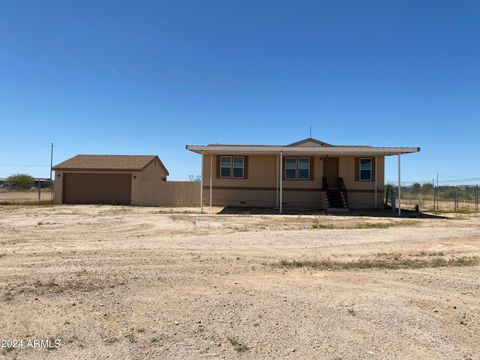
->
[287, 137, 333, 147]
[186, 137, 420, 156]
[52, 155, 169, 174]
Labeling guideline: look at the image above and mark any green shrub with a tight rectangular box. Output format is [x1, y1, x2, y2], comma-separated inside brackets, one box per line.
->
[6, 173, 35, 190]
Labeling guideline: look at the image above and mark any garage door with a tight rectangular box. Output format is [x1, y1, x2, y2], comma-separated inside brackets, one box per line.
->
[63, 173, 132, 205]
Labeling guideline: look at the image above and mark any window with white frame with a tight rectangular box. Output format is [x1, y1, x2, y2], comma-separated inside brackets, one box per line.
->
[220, 156, 232, 177]
[359, 158, 373, 181]
[220, 156, 245, 178]
[298, 158, 310, 179]
[285, 157, 311, 180]
[233, 156, 244, 178]
[285, 158, 297, 179]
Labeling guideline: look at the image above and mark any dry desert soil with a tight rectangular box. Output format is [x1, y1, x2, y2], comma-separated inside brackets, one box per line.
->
[0, 205, 479, 360]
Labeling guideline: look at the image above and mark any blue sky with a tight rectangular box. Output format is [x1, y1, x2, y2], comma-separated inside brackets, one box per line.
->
[1, 0, 479, 184]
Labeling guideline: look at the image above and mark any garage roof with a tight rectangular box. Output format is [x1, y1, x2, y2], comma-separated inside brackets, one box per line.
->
[53, 155, 169, 174]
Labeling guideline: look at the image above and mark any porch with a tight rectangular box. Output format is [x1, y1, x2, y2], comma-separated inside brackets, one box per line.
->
[186, 138, 420, 214]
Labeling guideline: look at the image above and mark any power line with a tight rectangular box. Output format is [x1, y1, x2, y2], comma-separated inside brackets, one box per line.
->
[0, 137, 51, 147]
[0, 163, 49, 167]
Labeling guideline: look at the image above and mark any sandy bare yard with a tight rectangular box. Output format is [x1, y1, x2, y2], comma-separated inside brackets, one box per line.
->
[0, 205, 479, 359]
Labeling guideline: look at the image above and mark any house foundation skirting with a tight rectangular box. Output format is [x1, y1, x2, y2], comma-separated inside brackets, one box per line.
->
[202, 186, 384, 193]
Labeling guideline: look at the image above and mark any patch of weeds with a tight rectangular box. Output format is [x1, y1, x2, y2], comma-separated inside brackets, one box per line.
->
[375, 253, 402, 260]
[311, 222, 334, 229]
[104, 337, 119, 345]
[430, 208, 476, 215]
[2, 346, 15, 355]
[65, 335, 81, 344]
[347, 308, 356, 316]
[125, 333, 137, 343]
[46, 337, 59, 351]
[273, 256, 480, 271]
[412, 251, 445, 257]
[5, 277, 124, 299]
[355, 222, 391, 229]
[311, 221, 412, 230]
[37, 221, 57, 226]
[2, 292, 14, 302]
[0, 200, 54, 206]
[227, 336, 249, 353]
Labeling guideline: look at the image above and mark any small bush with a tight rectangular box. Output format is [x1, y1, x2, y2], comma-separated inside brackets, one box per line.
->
[6, 174, 35, 190]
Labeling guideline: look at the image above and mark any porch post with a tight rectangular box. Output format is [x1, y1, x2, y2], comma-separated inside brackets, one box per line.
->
[276, 154, 279, 208]
[279, 152, 283, 214]
[200, 151, 204, 213]
[374, 156, 378, 209]
[209, 154, 213, 207]
[397, 153, 401, 216]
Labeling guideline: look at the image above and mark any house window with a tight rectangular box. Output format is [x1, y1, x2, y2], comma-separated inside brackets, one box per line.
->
[298, 158, 310, 179]
[233, 156, 244, 178]
[359, 158, 373, 181]
[285, 157, 311, 180]
[220, 156, 232, 177]
[285, 158, 297, 179]
[220, 156, 245, 178]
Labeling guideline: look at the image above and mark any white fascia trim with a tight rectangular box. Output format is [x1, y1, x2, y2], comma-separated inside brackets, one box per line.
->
[186, 145, 421, 156]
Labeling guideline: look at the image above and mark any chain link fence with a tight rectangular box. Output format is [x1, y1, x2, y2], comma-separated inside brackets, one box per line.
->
[0, 178, 54, 204]
[386, 182, 479, 214]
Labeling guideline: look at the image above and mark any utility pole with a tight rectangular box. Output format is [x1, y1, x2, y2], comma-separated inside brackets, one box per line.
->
[49, 142, 54, 180]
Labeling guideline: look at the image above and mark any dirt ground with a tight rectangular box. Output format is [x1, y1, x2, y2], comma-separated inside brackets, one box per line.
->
[0, 205, 479, 360]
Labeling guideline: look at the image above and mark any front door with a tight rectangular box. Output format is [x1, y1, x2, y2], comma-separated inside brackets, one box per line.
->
[323, 157, 339, 189]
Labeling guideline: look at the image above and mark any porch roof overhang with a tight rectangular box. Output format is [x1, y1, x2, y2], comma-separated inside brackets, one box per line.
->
[185, 145, 420, 156]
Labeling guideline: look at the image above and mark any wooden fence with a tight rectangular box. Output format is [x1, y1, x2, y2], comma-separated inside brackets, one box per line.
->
[132, 180, 200, 207]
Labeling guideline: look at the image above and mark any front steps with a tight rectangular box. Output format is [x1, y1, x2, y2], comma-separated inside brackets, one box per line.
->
[325, 190, 349, 211]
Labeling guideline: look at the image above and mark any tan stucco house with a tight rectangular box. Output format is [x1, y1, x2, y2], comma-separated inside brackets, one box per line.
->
[53, 155, 169, 205]
[186, 138, 420, 212]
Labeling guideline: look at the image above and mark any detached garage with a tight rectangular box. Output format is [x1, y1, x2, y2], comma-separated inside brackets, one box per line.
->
[53, 155, 169, 205]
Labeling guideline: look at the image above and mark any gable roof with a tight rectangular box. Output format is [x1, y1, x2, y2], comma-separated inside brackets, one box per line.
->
[287, 138, 333, 147]
[53, 155, 169, 174]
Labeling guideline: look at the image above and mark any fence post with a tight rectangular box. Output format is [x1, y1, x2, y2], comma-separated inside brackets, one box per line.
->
[437, 186, 440, 212]
[455, 186, 458, 212]
[38, 180, 41, 203]
[475, 184, 478, 213]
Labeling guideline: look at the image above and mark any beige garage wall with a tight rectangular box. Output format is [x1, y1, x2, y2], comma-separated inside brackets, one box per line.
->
[53, 171, 62, 204]
[140, 158, 168, 180]
[55, 169, 200, 207]
[132, 180, 200, 207]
